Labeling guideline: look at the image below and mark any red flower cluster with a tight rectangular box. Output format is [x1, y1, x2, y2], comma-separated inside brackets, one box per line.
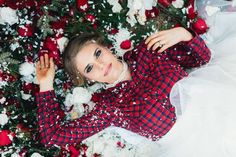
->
[0, 130, 14, 146]
[18, 24, 34, 37]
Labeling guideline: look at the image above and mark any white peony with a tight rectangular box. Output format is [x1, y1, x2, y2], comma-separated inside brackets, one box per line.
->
[172, 0, 184, 8]
[31, 153, 44, 157]
[72, 87, 92, 104]
[19, 62, 35, 76]
[0, 7, 19, 25]
[57, 37, 69, 53]
[0, 113, 9, 126]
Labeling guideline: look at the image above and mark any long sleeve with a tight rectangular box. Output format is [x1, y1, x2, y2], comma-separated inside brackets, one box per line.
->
[166, 35, 211, 68]
[36, 90, 113, 147]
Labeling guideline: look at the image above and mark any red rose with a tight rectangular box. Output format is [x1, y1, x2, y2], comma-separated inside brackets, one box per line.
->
[145, 7, 159, 19]
[192, 18, 208, 34]
[158, 0, 172, 7]
[0, 130, 13, 146]
[44, 37, 59, 52]
[85, 14, 96, 24]
[0, 0, 5, 5]
[120, 40, 132, 49]
[77, 0, 89, 12]
[187, 5, 197, 20]
[18, 24, 33, 37]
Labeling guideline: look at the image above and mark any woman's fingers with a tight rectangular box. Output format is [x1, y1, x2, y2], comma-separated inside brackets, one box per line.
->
[40, 55, 45, 69]
[49, 57, 54, 69]
[44, 54, 49, 68]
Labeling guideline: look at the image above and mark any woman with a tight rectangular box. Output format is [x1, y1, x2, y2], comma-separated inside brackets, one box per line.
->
[36, 26, 210, 147]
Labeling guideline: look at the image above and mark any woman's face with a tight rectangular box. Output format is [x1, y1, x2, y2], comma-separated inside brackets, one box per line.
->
[74, 42, 123, 84]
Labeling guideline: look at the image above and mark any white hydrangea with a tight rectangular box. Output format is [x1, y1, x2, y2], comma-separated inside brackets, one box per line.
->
[19, 62, 35, 76]
[108, 26, 133, 56]
[107, 0, 122, 13]
[0, 7, 19, 25]
[56, 37, 69, 53]
[172, 0, 184, 8]
[31, 153, 44, 157]
[64, 87, 92, 108]
[0, 113, 9, 126]
[64, 87, 94, 119]
[72, 87, 92, 104]
[126, 0, 156, 26]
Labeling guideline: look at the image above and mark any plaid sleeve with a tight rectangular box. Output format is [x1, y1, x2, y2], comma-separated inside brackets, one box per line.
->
[36, 90, 112, 147]
[167, 35, 211, 68]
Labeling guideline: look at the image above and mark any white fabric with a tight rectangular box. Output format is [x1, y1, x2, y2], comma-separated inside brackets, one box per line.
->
[150, 1, 236, 157]
[80, 1, 236, 156]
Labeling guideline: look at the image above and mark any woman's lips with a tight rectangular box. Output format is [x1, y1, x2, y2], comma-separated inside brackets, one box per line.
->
[104, 63, 112, 76]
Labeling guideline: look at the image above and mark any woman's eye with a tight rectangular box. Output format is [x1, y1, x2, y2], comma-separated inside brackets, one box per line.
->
[86, 65, 93, 73]
[95, 49, 101, 58]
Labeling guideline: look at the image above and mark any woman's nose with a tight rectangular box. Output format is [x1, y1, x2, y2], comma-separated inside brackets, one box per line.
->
[94, 61, 104, 70]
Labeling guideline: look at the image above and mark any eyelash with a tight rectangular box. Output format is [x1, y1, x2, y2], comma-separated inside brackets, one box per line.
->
[86, 64, 93, 73]
[86, 49, 102, 73]
[95, 49, 101, 58]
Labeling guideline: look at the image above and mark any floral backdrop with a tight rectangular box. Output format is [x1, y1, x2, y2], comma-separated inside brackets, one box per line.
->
[0, 0, 209, 156]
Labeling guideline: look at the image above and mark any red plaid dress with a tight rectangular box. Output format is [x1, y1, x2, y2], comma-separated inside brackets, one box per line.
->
[36, 35, 211, 147]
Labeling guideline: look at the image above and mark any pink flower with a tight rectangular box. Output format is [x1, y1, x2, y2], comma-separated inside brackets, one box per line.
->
[120, 40, 132, 50]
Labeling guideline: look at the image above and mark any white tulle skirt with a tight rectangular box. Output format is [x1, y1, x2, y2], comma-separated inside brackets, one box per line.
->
[78, 1, 236, 156]
[151, 2, 236, 157]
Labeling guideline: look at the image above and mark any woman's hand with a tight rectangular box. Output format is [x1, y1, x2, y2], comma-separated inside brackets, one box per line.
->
[145, 27, 193, 53]
[36, 54, 55, 92]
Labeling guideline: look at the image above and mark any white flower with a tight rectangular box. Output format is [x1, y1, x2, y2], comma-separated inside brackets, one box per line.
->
[205, 6, 220, 17]
[20, 91, 31, 100]
[31, 153, 44, 157]
[172, 0, 184, 8]
[107, 0, 122, 13]
[19, 62, 35, 76]
[57, 37, 69, 53]
[72, 87, 92, 104]
[0, 7, 19, 25]
[0, 113, 9, 126]
[0, 97, 6, 104]
[108, 26, 133, 56]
